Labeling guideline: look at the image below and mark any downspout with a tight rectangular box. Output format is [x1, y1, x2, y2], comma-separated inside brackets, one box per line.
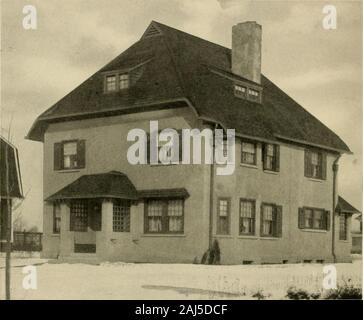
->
[208, 123, 218, 249]
[332, 154, 341, 263]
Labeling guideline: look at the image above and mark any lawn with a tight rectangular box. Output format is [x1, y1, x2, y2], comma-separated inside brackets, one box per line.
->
[0, 255, 361, 300]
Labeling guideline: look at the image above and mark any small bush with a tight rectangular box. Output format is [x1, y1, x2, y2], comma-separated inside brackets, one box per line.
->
[252, 290, 268, 300]
[286, 287, 320, 300]
[323, 282, 362, 300]
[201, 240, 221, 265]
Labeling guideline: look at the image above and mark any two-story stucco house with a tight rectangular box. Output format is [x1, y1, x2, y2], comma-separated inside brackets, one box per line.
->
[27, 21, 353, 264]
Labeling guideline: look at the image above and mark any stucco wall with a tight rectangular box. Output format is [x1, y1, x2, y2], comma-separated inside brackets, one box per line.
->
[40, 106, 351, 264]
[42, 107, 211, 262]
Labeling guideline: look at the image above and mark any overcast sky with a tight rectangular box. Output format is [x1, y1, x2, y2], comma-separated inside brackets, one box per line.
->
[1, 0, 362, 229]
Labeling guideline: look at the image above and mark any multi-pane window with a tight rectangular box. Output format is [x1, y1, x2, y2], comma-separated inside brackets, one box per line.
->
[145, 199, 184, 233]
[239, 199, 255, 235]
[53, 204, 61, 234]
[339, 214, 348, 240]
[241, 142, 257, 165]
[217, 198, 230, 235]
[106, 75, 117, 92]
[262, 205, 274, 236]
[105, 73, 129, 92]
[113, 200, 130, 232]
[248, 88, 259, 97]
[261, 204, 282, 237]
[119, 74, 129, 90]
[70, 201, 88, 232]
[263, 144, 279, 171]
[305, 149, 326, 180]
[168, 200, 183, 232]
[63, 142, 77, 169]
[234, 84, 246, 97]
[298, 207, 329, 230]
[54, 140, 85, 171]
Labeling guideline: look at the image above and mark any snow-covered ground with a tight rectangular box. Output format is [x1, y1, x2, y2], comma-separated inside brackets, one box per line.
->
[0, 256, 361, 300]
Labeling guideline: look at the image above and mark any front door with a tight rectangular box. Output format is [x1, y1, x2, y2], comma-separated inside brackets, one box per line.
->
[71, 199, 101, 253]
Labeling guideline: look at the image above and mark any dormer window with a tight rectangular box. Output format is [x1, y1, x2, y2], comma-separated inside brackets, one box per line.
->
[106, 75, 117, 92]
[104, 72, 129, 93]
[119, 74, 129, 90]
[248, 88, 259, 97]
[234, 84, 246, 97]
[234, 83, 262, 103]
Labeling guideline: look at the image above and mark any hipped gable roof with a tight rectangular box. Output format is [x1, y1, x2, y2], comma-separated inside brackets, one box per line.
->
[27, 21, 350, 153]
[46, 171, 138, 201]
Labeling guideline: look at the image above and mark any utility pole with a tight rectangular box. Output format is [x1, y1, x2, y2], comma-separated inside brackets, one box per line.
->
[4, 136, 12, 300]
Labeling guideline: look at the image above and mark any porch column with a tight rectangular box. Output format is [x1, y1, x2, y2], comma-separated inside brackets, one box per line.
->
[59, 202, 73, 256]
[102, 200, 113, 236]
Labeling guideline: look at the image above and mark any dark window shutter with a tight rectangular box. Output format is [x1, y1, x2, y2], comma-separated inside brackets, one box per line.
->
[260, 204, 264, 236]
[298, 208, 305, 229]
[274, 145, 280, 172]
[146, 134, 150, 164]
[321, 153, 327, 180]
[262, 144, 267, 170]
[54, 142, 63, 170]
[304, 149, 311, 177]
[77, 140, 86, 168]
[325, 210, 331, 231]
[69, 207, 74, 231]
[178, 130, 183, 162]
[275, 205, 283, 237]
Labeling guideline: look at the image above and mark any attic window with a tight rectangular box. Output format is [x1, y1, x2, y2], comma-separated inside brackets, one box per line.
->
[234, 84, 246, 97]
[248, 88, 259, 98]
[104, 72, 129, 93]
[106, 75, 117, 92]
[234, 83, 262, 103]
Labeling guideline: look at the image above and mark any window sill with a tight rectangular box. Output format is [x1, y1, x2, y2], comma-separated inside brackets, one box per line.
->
[300, 228, 327, 233]
[51, 234, 60, 237]
[215, 234, 233, 238]
[240, 163, 258, 169]
[263, 170, 279, 175]
[307, 178, 324, 183]
[141, 233, 185, 238]
[338, 239, 349, 243]
[56, 169, 82, 173]
[260, 236, 280, 240]
[237, 235, 258, 240]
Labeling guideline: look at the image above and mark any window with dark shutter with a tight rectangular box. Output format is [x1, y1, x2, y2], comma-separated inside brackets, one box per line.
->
[54, 140, 86, 171]
[263, 144, 280, 172]
[298, 207, 329, 231]
[304, 148, 326, 180]
[261, 203, 281, 237]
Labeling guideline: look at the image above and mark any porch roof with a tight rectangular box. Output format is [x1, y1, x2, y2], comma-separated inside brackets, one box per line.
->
[337, 196, 361, 215]
[46, 171, 139, 201]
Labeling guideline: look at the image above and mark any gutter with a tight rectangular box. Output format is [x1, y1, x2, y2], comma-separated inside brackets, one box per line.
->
[332, 154, 341, 263]
[208, 123, 218, 249]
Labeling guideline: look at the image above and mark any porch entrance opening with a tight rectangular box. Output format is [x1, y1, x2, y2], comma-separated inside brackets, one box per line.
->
[70, 199, 102, 253]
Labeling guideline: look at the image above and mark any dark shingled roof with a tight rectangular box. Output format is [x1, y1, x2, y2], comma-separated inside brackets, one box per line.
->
[46, 171, 138, 201]
[0, 136, 23, 199]
[337, 196, 361, 214]
[27, 21, 350, 153]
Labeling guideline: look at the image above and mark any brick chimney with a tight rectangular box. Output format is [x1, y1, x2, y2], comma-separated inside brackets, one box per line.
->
[232, 21, 262, 84]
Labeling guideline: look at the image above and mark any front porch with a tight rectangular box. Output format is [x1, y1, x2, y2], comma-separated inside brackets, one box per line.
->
[46, 171, 139, 257]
